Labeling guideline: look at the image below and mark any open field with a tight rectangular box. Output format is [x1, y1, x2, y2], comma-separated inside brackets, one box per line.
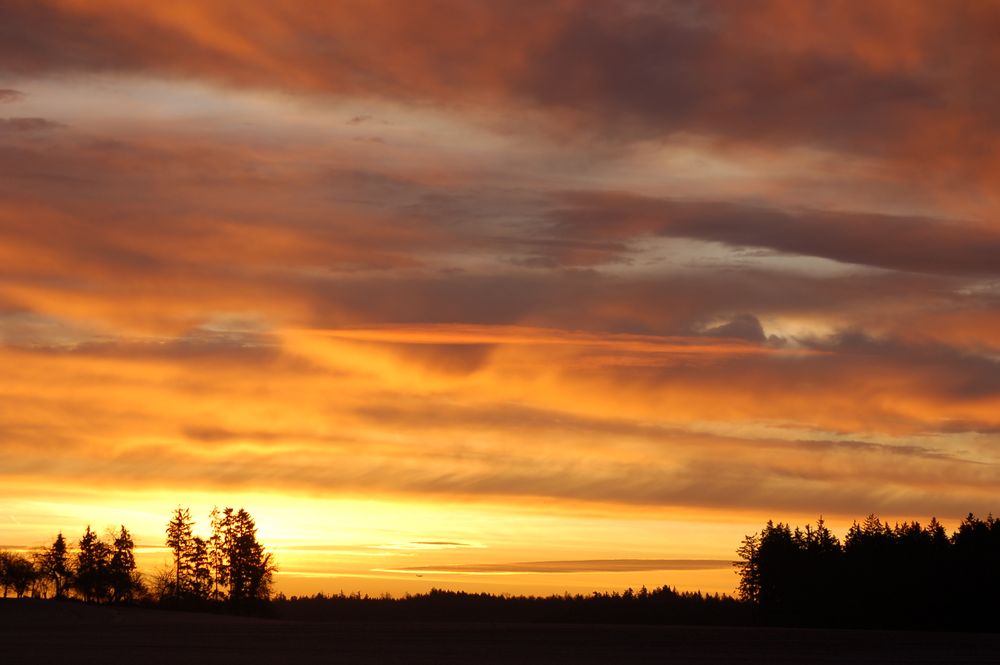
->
[3, 600, 1000, 664]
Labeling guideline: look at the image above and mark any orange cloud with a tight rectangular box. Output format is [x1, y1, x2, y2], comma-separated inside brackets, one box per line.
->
[3, 0, 1000, 597]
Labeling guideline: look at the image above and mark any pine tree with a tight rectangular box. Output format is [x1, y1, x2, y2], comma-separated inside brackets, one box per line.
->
[75, 526, 112, 603]
[191, 536, 212, 600]
[109, 525, 138, 603]
[165, 507, 195, 597]
[735, 533, 760, 603]
[39, 533, 72, 599]
[212, 507, 275, 604]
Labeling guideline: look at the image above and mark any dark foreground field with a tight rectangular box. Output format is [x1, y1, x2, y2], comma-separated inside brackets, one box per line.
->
[3, 599, 1000, 664]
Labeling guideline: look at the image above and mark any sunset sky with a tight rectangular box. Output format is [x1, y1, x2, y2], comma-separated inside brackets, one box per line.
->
[2, 1, 1000, 597]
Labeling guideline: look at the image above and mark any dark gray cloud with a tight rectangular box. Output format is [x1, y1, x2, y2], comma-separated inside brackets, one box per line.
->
[549, 193, 1000, 276]
[3, 1, 997, 170]
[0, 117, 62, 132]
[303, 268, 966, 341]
[0, 124, 989, 346]
[703, 314, 766, 343]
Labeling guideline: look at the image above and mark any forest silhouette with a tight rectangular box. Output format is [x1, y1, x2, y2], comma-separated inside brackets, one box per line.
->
[735, 513, 1000, 630]
[0, 506, 274, 613]
[3, 510, 1000, 630]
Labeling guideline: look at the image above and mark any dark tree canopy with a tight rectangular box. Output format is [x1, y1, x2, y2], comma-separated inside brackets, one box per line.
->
[161, 506, 276, 607]
[109, 525, 140, 602]
[74, 525, 114, 603]
[214, 507, 276, 604]
[0, 551, 38, 598]
[165, 507, 195, 598]
[38, 533, 72, 599]
[737, 513, 1000, 629]
[2, 506, 273, 611]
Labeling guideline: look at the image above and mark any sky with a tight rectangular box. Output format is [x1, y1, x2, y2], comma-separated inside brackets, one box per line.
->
[1, 0, 1000, 597]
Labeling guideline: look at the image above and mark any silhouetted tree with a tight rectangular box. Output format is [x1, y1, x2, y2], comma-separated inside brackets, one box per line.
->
[0, 551, 38, 598]
[843, 514, 900, 625]
[799, 518, 842, 624]
[165, 507, 195, 597]
[147, 565, 175, 603]
[213, 507, 275, 604]
[737, 512, 1000, 630]
[271, 585, 751, 625]
[75, 526, 113, 603]
[190, 536, 212, 600]
[9, 553, 37, 598]
[38, 533, 72, 599]
[950, 513, 1000, 630]
[0, 550, 12, 598]
[734, 534, 759, 604]
[109, 525, 140, 603]
[752, 521, 804, 623]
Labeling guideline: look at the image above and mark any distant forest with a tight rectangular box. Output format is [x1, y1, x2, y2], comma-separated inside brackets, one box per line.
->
[3, 511, 1000, 630]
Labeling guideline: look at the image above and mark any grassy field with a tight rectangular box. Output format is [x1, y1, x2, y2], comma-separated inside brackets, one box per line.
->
[3, 599, 1000, 664]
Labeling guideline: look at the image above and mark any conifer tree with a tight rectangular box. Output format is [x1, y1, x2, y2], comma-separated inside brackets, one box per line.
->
[39, 532, 72, 599]
[734, 534, 760, 604]
[212, 507, 275, 604]
[165, 507, 195, 597]
[191, 536, 212, 600]
[75, 526, 112, 603]
[109, 525, 139, 602]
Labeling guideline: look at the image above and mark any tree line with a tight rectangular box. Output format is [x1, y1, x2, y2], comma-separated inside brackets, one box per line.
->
[0, 527, 139, 602]
[0, 506, 274, 611]
[272, 587, 749, 625]
[7, 508, 1000, 631]
[735, 513, 1000, 629]
[277, 511, 1000, 630]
